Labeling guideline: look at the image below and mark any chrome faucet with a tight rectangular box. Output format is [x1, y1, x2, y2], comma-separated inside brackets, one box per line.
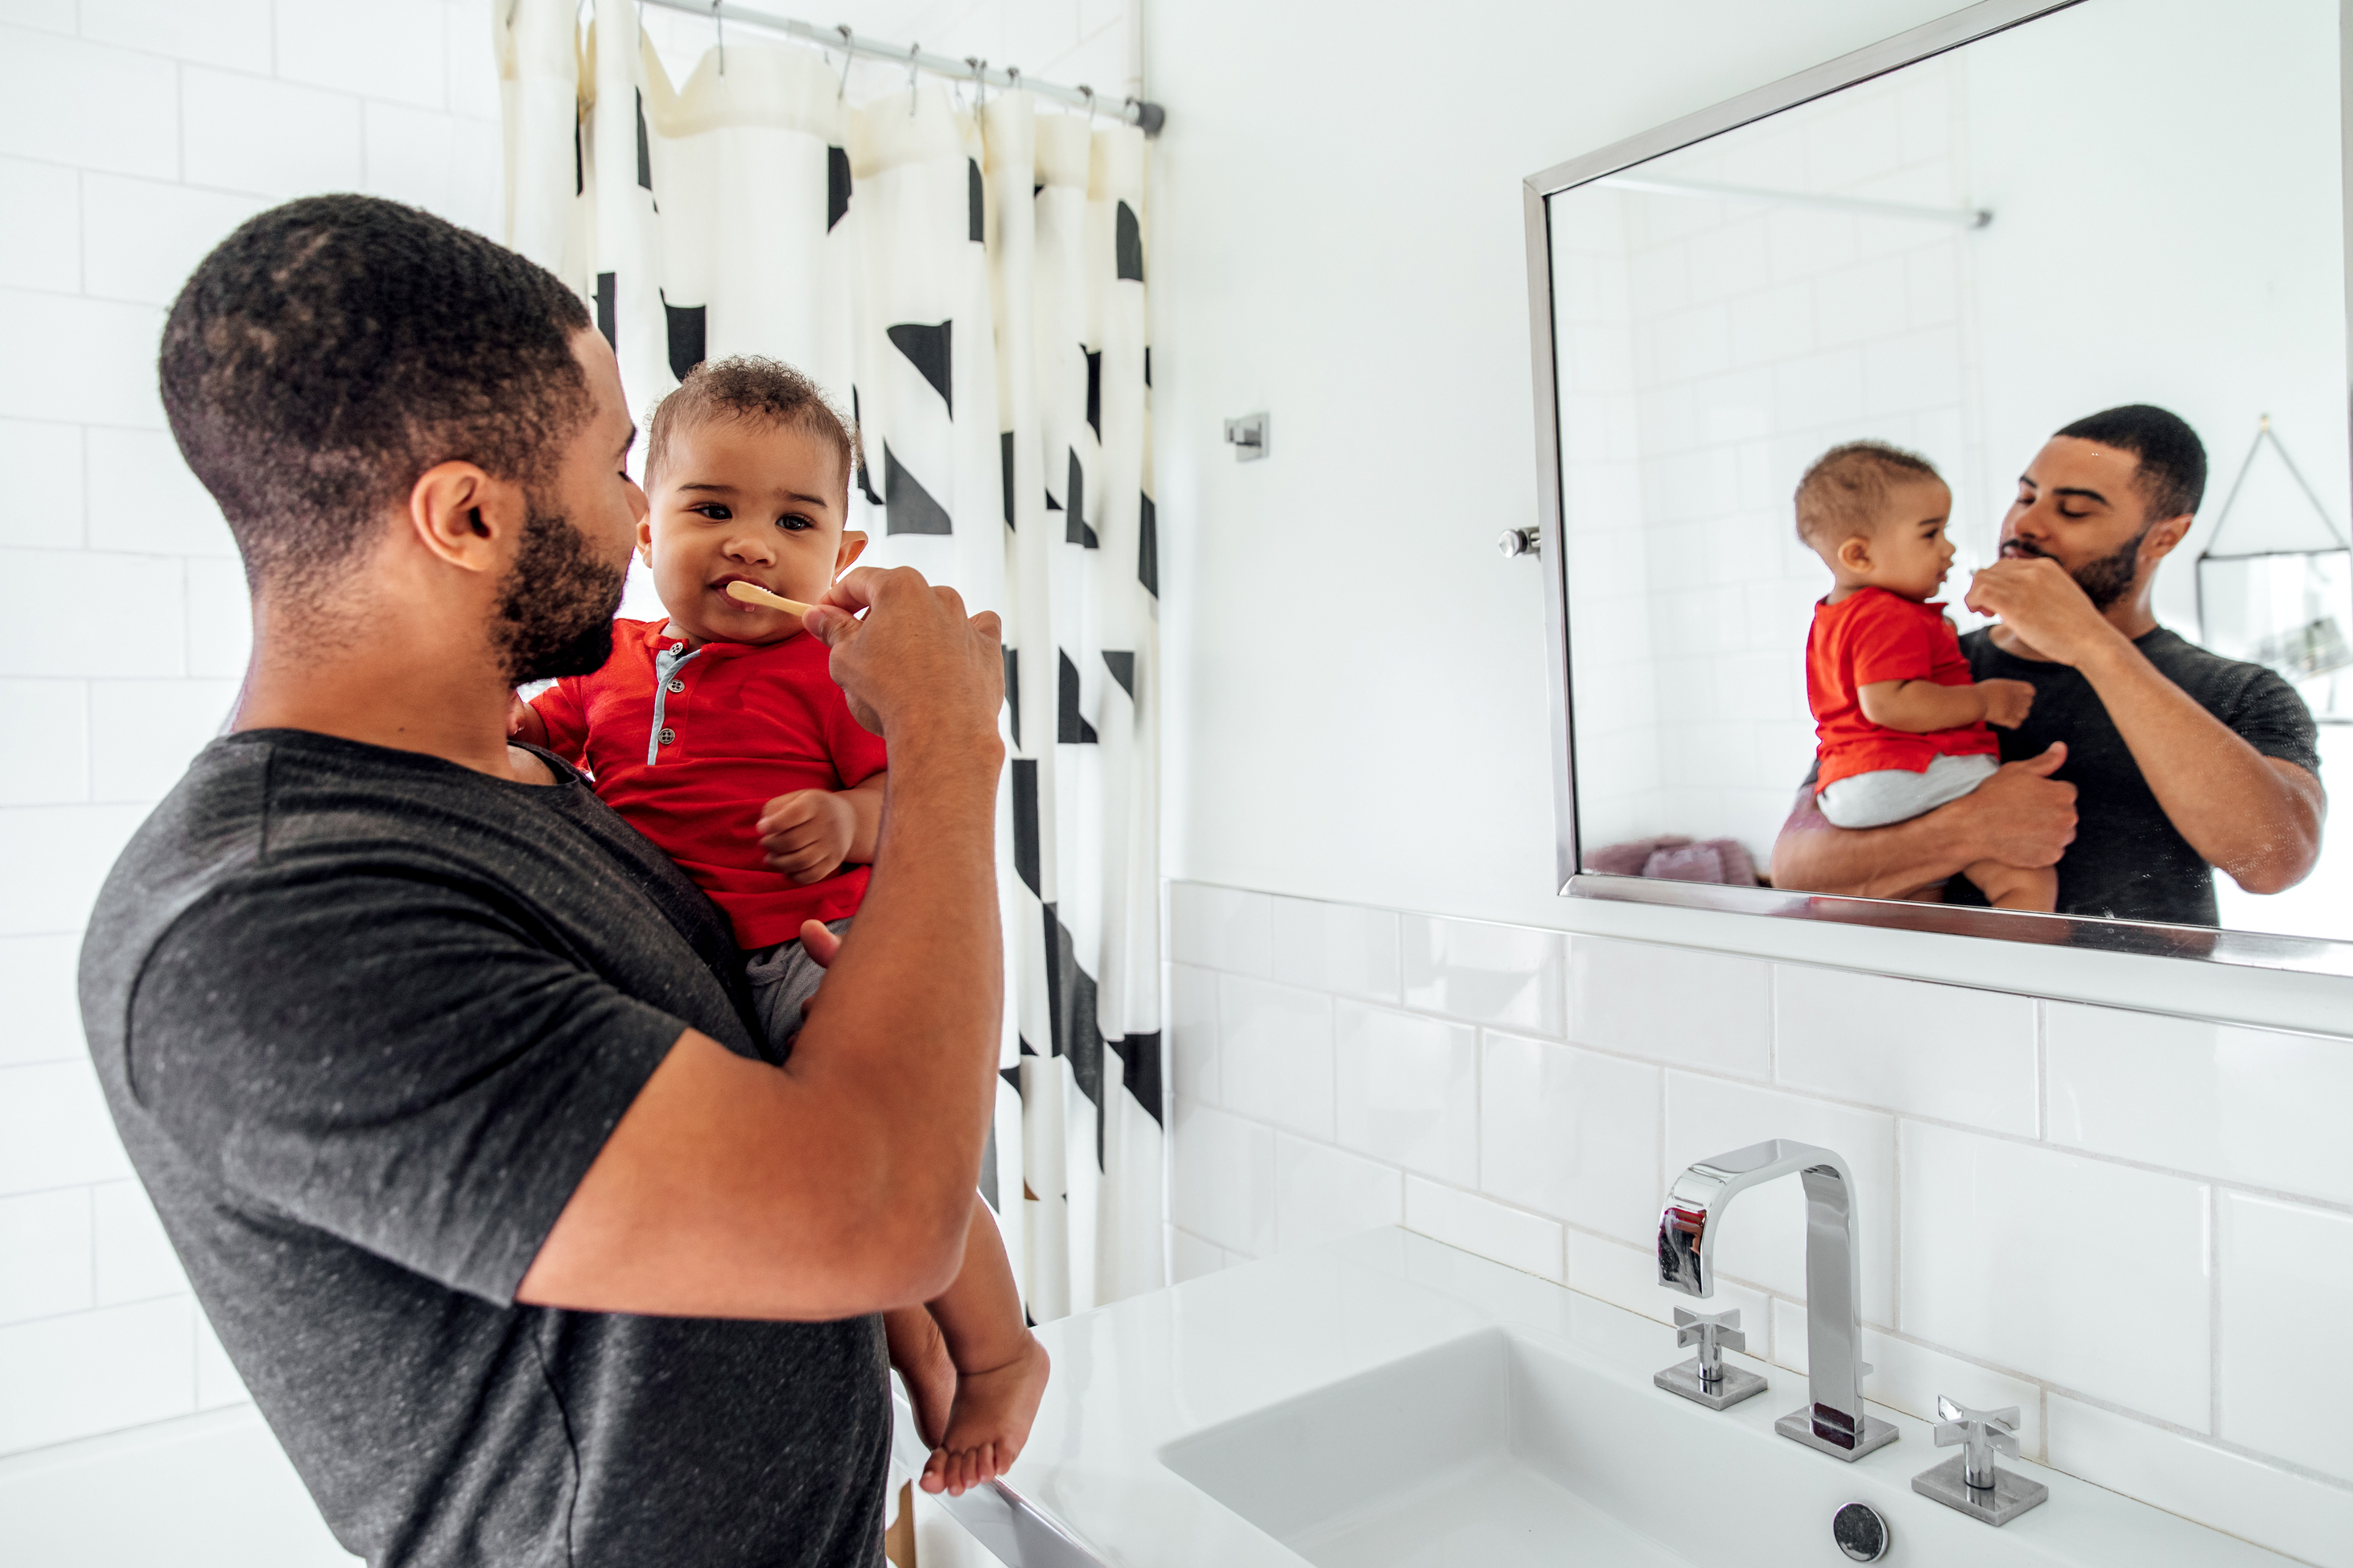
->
[1655, 1139, 1898, 1461]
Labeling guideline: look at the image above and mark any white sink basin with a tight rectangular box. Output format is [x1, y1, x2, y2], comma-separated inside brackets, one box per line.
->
[1163, 1330, 1686, 1567]
[975, 1230, 2294, 1568]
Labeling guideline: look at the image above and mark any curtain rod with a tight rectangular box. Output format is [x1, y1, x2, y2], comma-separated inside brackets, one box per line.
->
[636, 0, 1166, 135]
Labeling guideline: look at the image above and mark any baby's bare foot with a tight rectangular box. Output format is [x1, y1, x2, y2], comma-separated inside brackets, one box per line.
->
[883, 1305, 955, 1450]
[921, 1333, 1051, 1496]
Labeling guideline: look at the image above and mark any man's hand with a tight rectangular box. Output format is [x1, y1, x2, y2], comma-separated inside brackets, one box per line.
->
[1964, 557, 2124, 666]
[1976, 678, 2036, 729]
[802, 566, 1003, 744]
[1946, 743, 2077, 867]
[760, 790, 857, 884]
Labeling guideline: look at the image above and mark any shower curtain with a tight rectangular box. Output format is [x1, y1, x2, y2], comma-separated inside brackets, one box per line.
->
[495, 0, 1165, 1322]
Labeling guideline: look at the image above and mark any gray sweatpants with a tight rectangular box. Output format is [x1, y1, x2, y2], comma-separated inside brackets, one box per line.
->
[743, 917, 853, 1058]
[1816, 752, 1998, 829]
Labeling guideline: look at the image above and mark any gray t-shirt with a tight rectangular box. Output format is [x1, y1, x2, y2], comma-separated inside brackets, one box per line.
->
[78, 730, 888, 1568]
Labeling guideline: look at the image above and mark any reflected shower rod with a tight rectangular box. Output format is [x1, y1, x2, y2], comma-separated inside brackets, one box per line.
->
[636, 0, 1166, 134]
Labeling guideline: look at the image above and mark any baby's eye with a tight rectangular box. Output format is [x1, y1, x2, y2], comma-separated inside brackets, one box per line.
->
[692, 503, 732, 521]
[777, 513, 814, 532]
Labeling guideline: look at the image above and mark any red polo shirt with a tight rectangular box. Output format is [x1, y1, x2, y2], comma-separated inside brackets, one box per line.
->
[531, 618, 887, 950]
[1807, 586, 1998, 789]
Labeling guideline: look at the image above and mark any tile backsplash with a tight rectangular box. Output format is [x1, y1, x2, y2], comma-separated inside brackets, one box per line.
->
[1166, 880, 2353, 1566]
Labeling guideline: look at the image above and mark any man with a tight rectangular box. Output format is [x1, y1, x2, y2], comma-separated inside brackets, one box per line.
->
[79, 195, 1006, 1566]
[1772, 405, 2324, 925]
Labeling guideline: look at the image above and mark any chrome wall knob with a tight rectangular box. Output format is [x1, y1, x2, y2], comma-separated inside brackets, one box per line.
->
[1497, 525, 1541, 558]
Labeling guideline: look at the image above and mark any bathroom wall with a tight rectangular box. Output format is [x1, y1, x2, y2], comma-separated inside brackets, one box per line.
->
[0, 0, 1127, 1551]
[1144, 0, 2353, 1562]
[1165, 880, 2353, 1565]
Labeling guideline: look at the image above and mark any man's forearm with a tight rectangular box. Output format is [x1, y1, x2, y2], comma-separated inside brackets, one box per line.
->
[1770, 792, 1974, 900]
[789, 729, 1005, 1261]
[2075, 639, 2322, 889]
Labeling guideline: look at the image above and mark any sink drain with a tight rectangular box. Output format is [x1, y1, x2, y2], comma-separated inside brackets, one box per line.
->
[1832, 1500, 1889, 1561]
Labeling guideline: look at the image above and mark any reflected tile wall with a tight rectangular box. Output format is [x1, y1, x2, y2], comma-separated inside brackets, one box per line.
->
[1166, 880, 2353, 1566]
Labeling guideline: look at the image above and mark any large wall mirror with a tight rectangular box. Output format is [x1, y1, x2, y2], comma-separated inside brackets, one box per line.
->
[1527, 0, 2353, 971]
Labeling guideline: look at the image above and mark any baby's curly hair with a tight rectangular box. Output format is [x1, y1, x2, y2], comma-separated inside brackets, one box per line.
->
[645, 356, 858, 496]
[1794, 440, 1943, 553]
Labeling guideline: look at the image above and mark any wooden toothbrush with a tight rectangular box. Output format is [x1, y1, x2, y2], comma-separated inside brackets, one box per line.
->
[723, 580, 817, 615]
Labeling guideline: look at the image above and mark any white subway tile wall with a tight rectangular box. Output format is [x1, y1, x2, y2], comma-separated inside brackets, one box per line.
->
[1332, 1000, 1477, 1186]
[1168, 881, 2353, 1563]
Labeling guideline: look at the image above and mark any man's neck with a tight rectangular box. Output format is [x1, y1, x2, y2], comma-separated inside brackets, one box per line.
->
[233, 607, 550, 784]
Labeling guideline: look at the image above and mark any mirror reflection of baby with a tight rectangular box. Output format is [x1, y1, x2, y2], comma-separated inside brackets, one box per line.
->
[1795, 442, 2058, 912]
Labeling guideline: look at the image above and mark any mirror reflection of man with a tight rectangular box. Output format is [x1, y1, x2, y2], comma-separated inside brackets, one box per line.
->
[1771, 405, 2325, 924]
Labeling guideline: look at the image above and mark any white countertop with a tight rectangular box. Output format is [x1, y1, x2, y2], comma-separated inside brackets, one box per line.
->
[978, 1228, 2291, 1568]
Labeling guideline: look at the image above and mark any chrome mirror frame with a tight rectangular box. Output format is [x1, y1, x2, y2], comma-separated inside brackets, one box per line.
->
[1523, 0, 2353, 980]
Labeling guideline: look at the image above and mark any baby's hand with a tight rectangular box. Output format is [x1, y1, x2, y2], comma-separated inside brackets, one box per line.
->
[506, 693, 546, 748]
[1978, 677, 2037, 730]
[758, 789, 855, 883]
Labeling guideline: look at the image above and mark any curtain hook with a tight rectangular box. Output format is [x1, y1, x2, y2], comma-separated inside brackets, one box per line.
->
[836, 24, 855, 99]
[710, 0, 724, 76]
[1080, 84, 1097, 127]
[907, 41, 921, 117]
[967, 56, 987, 111]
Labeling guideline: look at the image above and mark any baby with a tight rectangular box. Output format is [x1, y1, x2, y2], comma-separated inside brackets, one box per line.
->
[509, 356, 1045, 1496]
[1795, 441, 2056, 912]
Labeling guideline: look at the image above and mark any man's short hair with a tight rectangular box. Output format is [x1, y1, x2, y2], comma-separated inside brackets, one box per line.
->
[644, 356, 856, 495]
[1793, 440, 1943, 550]
[2054, 404, 2207, 521]
[159, 195, 592, 598]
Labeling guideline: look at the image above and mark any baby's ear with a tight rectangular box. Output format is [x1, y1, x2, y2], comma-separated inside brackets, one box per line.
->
[635, 514, 655, 565]
[836, 529, 868, 571]
[1836, 533, 1873, 572]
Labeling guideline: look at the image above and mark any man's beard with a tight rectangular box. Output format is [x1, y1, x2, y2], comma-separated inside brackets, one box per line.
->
[2003, 527, 2149, 611]
[493, 506, 627, 683]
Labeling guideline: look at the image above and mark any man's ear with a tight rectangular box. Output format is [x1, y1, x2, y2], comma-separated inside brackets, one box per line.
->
[1836, 533, 1873, 574]
[408, 462, 513, 575]
[2141, 512, 2194, 566]
[835, 529, 868, 574]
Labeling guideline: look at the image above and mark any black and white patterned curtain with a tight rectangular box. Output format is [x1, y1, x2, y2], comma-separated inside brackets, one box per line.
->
[497, 0, 1164, 1320]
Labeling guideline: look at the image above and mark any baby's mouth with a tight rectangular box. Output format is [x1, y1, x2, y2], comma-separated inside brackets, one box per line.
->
[711, 573, 772, 604]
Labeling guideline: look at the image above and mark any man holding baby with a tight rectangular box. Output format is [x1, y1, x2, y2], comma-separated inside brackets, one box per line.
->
[1773, 405, 2326, 924]
[78, 196, 1004, 1566]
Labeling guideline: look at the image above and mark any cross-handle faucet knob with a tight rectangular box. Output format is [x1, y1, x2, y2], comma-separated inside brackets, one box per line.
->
[1673, 1307, 1746, 1385]
[1932, 1395, 2021, 1490]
